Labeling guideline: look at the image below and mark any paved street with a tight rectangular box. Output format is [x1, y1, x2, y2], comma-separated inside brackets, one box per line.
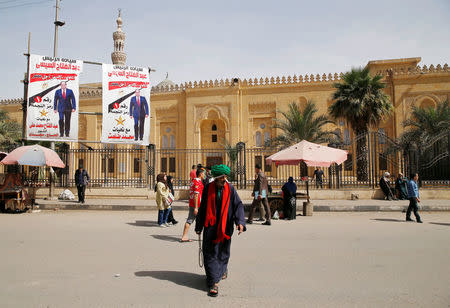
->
[1, 210, 449, 307]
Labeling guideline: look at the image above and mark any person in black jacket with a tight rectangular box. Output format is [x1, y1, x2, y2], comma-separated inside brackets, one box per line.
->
[166, 175, 178, 225]
[74, 164, 90, 204]
[282, 177, 297, 220]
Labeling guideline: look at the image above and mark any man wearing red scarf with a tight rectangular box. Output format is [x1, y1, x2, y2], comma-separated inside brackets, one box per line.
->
[195, 164, 246, 297]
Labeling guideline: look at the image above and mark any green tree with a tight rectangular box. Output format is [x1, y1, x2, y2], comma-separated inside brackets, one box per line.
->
[270, 100, 335, 148]
[329, 67, 392, 181]
[399, 100, 450, 150]
[0, 110, 21, 149]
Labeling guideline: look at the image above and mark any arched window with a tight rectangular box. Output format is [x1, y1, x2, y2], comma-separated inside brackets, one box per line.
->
[378, 128, 386, 144]
[162, 135, 168, 149]
[343, 128, 351, 145]
[212, 124, 217, 131]
[334, 129, 341, 142]
[169, 135, 175, 148]
[255, 131, 262, 147]
[264, 131, 271, 144]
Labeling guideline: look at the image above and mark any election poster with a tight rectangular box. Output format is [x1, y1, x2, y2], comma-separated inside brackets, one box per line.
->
[101, 64, 150, 145]
[26, 54, 83, 141]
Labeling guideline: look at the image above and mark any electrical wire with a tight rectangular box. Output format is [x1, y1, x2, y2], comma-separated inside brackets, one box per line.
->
[0, 0, 52, 10]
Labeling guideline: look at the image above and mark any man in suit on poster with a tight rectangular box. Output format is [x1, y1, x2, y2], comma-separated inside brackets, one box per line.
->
[129, 89, 149, 141]
[54, 81, 76, 137]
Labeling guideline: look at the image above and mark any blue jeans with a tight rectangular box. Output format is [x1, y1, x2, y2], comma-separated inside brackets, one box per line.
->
[158, 208, 171, 225]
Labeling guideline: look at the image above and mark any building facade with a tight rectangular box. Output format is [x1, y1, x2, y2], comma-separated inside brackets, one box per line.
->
[1, 13, 449, 188]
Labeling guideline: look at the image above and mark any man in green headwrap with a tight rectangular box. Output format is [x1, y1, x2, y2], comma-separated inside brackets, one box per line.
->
[195, 164, 246, 297]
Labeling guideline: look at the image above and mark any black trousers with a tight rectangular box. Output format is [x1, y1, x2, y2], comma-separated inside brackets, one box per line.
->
[77, 185, 86, 203]
[284, 196, 296, 220]
[134, 116, 146, 140]
[59, 110, 72, 137]
[406, 197, 421, 221]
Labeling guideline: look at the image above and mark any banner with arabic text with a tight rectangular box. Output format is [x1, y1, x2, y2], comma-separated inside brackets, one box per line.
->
[26, 54, 83, 141]
[101, 64, 150, 145]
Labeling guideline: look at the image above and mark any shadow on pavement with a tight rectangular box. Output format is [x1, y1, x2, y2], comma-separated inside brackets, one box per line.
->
[372, 218, 404, 222]
[127, 220, 159, 227]
[151, 234, 199, 242]
[429, 222, 450, 226]
[134, 271, 205, 291]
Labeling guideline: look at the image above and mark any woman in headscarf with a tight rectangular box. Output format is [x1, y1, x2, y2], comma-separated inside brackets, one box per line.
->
[282, 177, 297, 220]
[379, 172, 395, 200]
[166, 175, 178, 225]
[395, 173, 408, 200]
[155, 173, 171, 227]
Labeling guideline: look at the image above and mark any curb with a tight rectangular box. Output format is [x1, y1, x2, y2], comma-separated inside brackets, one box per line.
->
[35, 203, 450, 212]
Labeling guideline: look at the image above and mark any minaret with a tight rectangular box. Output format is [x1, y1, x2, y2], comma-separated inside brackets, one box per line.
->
[111, 9, 126, 65]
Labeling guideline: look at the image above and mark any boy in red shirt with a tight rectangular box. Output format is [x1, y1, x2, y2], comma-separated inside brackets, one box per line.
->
[181, 168, 206, 242]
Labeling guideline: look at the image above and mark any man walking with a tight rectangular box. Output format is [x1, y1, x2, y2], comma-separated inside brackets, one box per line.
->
[247, 164, 271, 225]
[406, 173, 422, 223]
[313, 167, 325, 189]
[195, 164, 246, 297]
[129, 89, 149, 141]
[180, 168, 205, 242]
[54, 81, 76, 137]
[74, 164, 90, 204]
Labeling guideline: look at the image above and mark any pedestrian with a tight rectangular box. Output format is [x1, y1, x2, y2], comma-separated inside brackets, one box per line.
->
[180, 168, 206, 242]
[155, 173, 172, 227]
[282, 176, 297, 220]
[195, 164, 246, 297]
[247, 164, 271, 225]
[313, 167, 325, 189]
[379, 172, 395, 200]
[204, 166, 213, 186]
[190, 165, 197, 182]
[395, 173, 408, 200]
[166, 175, 178, 225]
[74, 164, 90, 204]
[406, 173, 423, 223]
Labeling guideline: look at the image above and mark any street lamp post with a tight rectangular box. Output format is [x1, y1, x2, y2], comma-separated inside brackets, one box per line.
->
[49, 0, 65, 199]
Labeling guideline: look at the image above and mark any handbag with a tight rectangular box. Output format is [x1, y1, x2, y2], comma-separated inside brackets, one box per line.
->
[166, 192, 175, 206]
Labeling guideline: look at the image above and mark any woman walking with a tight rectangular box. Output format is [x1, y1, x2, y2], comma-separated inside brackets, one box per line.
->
[155, 173, 171, 227]
[282, 177, 297, 220]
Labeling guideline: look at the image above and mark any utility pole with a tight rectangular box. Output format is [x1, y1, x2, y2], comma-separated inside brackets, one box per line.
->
[53, 0, 65, 58]
[50, 0, 65, 198]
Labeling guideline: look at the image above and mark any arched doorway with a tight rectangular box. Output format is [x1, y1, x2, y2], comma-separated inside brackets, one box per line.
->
[200, 110, 226, 166]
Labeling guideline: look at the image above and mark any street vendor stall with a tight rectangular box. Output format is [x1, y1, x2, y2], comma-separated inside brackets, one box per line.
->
[266, 140, 347, 216]
[1, 145, 65, 212]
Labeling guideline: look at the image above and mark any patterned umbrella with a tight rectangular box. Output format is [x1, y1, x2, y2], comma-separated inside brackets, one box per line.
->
[1, 145, 65, 168]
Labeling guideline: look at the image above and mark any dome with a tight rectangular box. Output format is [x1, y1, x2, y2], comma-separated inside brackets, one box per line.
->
[156, 73, 176, 89]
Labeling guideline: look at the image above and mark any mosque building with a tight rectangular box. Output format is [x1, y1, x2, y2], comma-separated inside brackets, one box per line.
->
[1, 12, 449, 187]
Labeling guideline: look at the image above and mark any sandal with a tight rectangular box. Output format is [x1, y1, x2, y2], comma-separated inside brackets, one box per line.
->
[179, 239, 192, 243]
[208, 284, 219, 297]
[222, 270, 228, 280]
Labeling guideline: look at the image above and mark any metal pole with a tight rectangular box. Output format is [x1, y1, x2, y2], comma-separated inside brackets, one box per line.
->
[49, 0, 60, 198]
[22, 32, 31, 146]
[53, 0, 60, 58]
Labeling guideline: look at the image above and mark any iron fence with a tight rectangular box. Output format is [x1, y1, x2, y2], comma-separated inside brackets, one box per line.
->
[1, 131, 448, 190]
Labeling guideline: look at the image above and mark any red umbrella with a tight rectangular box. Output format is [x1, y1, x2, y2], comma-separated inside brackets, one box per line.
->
[266, 140, 347, 167]
[1, 145, 65, 168]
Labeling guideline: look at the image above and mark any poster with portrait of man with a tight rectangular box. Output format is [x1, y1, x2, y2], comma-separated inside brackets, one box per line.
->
[101, 64, 150, 145]
[26, 54, 83, 141]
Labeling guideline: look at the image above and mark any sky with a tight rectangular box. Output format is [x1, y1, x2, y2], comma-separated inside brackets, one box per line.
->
[0, 0, 449, 100]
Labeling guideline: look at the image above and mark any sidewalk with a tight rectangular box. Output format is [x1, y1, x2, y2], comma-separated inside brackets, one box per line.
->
[35, 198, 450, 212]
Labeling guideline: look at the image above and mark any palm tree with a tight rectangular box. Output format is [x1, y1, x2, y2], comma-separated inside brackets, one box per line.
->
[0, 110, 21, 150]
[397, 100, 449, 178]
[270, 100, 335, 148]
[399, 100, 450, 149]
[329, 67, 392, 181]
